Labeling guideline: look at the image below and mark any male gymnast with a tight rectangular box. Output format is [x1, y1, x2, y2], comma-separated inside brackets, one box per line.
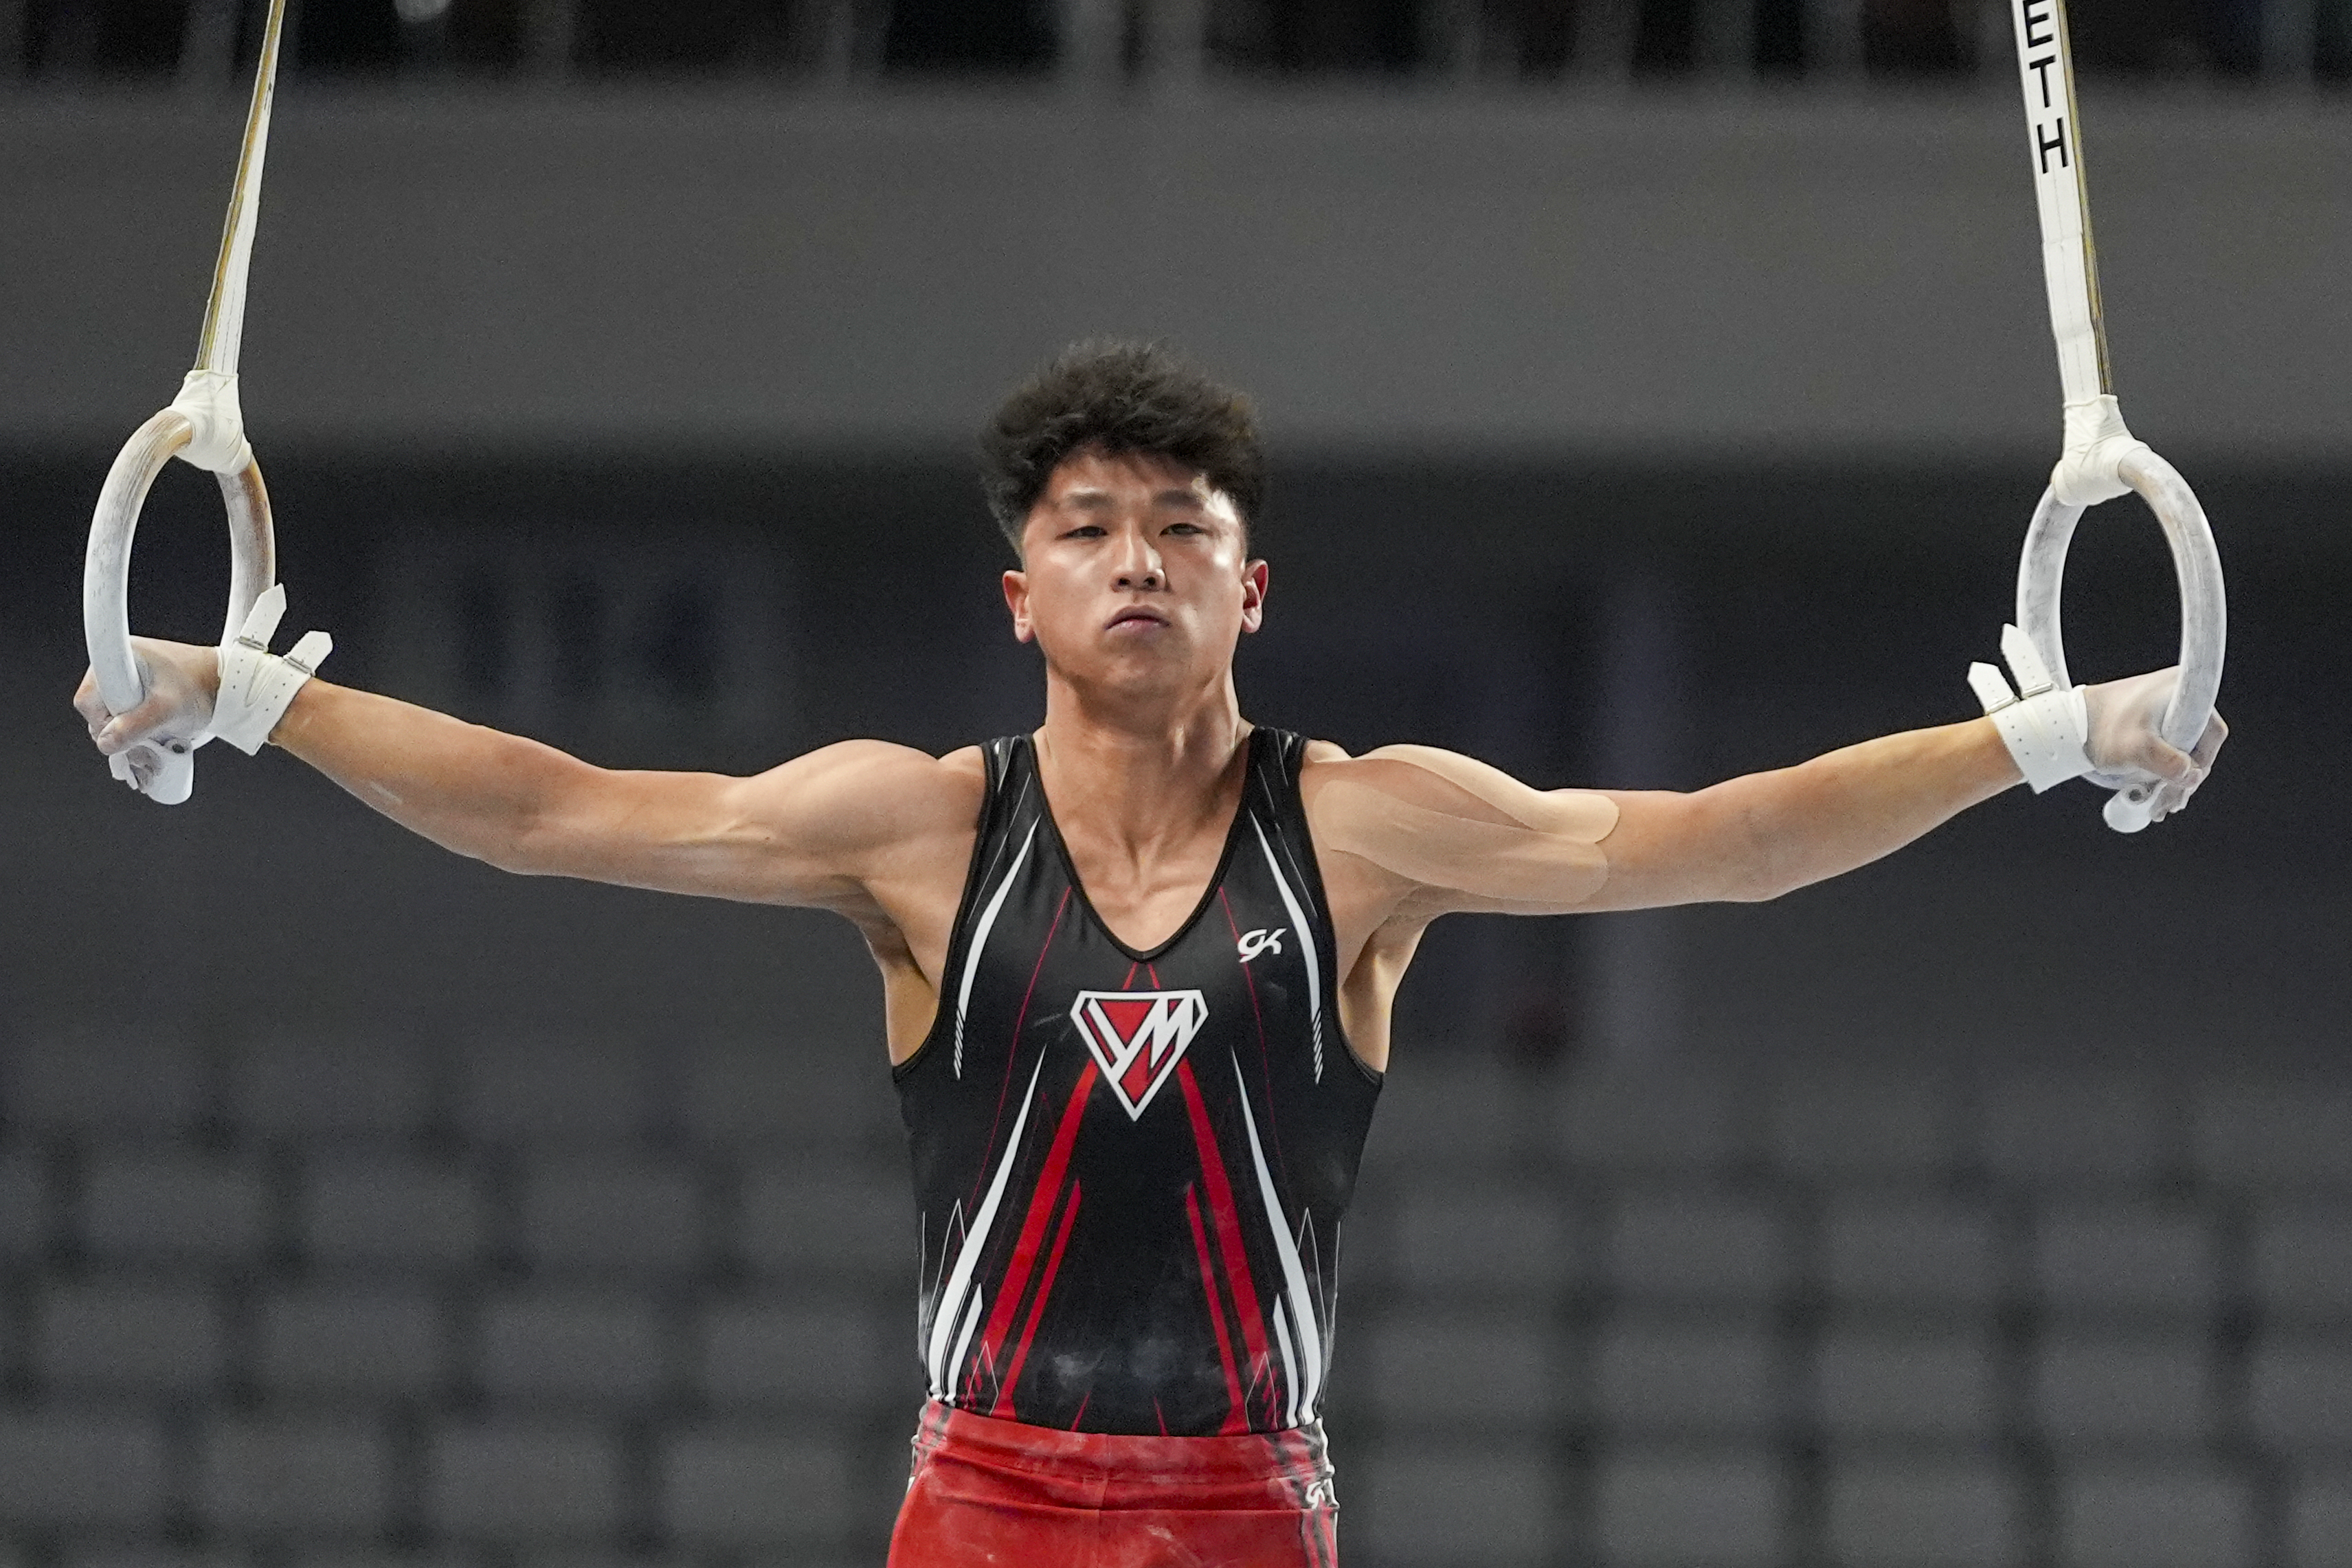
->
[77, 341, 2225, 1566]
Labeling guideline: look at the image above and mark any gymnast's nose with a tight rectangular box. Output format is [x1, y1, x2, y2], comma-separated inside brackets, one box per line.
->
[1111, 526, 1164, 590]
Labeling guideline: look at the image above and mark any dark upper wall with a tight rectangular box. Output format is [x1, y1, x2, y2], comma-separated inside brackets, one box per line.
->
[5, 89, 2349, 467]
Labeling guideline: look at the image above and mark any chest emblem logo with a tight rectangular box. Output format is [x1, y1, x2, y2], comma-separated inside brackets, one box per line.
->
[1070, 989, 1209, 1121]
[1237, 927, 1286, 963]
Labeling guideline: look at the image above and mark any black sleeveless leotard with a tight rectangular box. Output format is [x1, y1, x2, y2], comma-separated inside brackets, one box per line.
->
[894, 728, 1382, 1437]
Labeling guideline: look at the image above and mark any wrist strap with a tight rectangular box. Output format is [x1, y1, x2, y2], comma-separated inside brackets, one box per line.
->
[203, 583, 331, 755]
[1968, 624, 2092, 794]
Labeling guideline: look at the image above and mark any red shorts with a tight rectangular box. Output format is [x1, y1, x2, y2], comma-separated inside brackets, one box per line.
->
[886, 1400, 1340, 1568]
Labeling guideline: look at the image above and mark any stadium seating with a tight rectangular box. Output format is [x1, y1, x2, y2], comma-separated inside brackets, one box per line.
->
[3, 1033, 2347, 1567]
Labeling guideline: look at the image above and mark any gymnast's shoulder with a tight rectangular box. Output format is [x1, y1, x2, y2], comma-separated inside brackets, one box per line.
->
[726, 739, 988, 860]
[1294, 739, 1621, 914]
[1297, 739, 1619, 839]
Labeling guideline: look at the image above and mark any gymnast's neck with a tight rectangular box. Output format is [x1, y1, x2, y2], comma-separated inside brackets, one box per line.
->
[1031, 663, 1253, 857]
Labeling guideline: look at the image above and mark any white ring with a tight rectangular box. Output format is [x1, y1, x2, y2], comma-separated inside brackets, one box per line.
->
[82, 407, 276, 801]
[2014, 446, 2226, 807]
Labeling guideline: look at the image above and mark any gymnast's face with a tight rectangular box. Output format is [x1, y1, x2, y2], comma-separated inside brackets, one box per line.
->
[1003, 447, 1267, 702]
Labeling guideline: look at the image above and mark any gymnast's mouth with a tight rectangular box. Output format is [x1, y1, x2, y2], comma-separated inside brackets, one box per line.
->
[1106, 607, 1169, 631]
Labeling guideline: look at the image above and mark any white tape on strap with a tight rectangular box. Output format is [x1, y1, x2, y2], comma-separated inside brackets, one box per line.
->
[2052, 393, 2149, 508]
[170, 368, 254, 476]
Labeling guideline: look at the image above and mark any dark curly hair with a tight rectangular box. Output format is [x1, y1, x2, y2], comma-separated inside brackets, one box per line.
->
[978, 339, 1266, 555]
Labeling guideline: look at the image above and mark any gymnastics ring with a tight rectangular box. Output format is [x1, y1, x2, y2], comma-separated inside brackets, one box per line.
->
[83, 411, 276, 805]
[2002, 0, 2225, 833]
[82, 0, 287, 806]
[2015, 447, 2226, 834]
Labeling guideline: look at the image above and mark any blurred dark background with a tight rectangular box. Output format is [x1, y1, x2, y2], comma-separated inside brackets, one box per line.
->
[14, 0, 2352, 79]
[3, 2, 2350, 1565]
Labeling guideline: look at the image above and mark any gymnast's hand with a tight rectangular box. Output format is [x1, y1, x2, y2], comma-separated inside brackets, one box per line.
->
[73, 637, 220, 788]
[2082, 667, 2228, 821]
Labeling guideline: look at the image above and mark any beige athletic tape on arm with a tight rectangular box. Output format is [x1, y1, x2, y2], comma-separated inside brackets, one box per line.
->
[1310, 749, 1617, 912]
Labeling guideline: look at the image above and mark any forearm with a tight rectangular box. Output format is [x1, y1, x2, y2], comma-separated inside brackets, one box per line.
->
[82, 639, 976, 905]
[270, 679, 601, 871]
[1694, 717, 2021, 901]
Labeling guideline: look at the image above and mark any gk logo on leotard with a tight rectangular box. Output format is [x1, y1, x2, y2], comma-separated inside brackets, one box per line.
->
[1236, 927, 1285, 963]
[1069, 989, 1209, 1121]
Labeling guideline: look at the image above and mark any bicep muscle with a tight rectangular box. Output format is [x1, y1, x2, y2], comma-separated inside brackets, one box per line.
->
[1304, 746, 1620, 917]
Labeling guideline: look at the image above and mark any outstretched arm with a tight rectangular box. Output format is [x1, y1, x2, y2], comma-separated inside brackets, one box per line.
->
[1304, 669, 2225, 919]
[1595, 718, 2019, 909]
[76, 637, 978, 908]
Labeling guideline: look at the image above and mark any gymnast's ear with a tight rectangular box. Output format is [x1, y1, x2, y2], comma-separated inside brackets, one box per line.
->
[1002, 566, 1035, 644]
[1239, 559, 1268, 635]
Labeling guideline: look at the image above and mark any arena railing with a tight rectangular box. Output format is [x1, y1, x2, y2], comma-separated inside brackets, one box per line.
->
[5, 0, 2347, 87]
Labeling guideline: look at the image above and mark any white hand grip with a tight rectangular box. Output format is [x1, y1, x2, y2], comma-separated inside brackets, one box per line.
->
[2103, 785, 2156, 834]
[2014, 445, 2225, 835]
[108, 734, 197, 805]
[82, 407, 276, 804]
